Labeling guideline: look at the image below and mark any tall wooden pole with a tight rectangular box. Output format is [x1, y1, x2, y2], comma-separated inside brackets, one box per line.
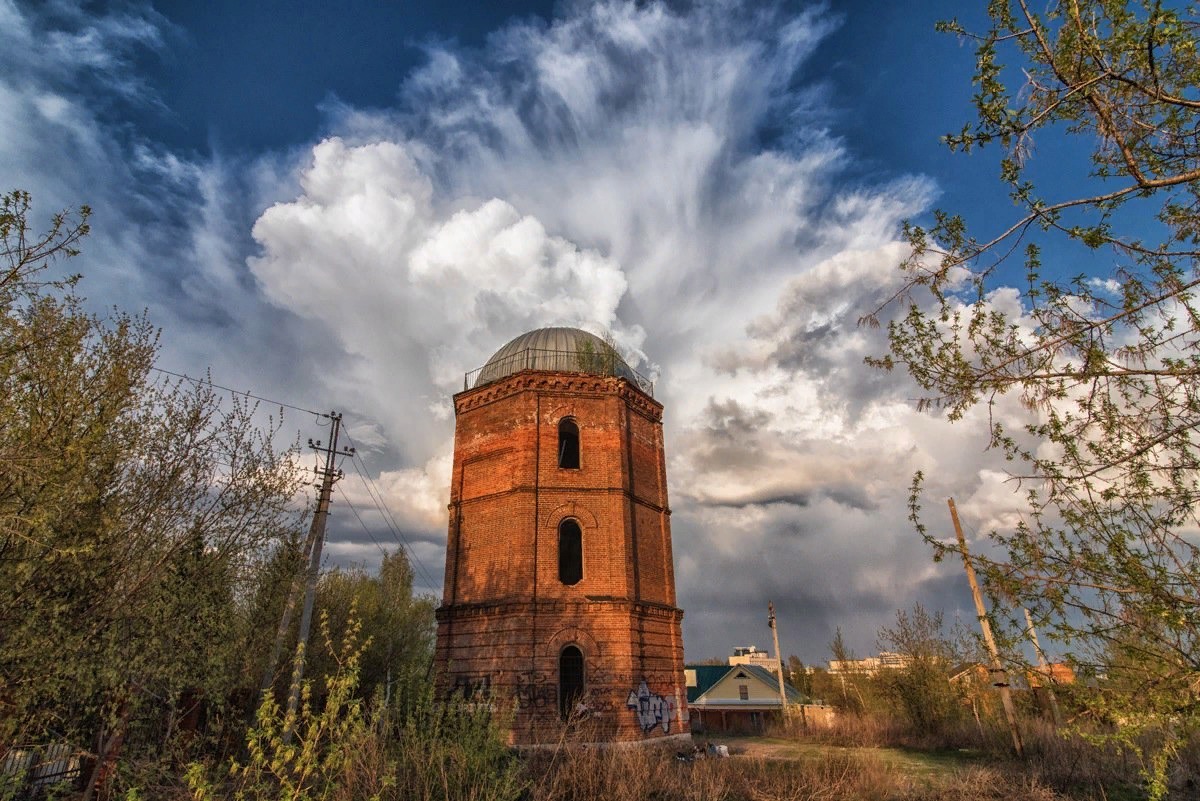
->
[768, 601, 789, 712]
[948, 498, 1024, 757]
[282, 413, 353, 742]
[1023, 607, 1063, 727]
[259, 532, 316, 698]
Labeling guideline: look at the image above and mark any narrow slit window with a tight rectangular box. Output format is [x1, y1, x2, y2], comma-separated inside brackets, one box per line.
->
[558, 518, 582, 585]
[559, 645, 585, 720]
[558, 418, 580, 469]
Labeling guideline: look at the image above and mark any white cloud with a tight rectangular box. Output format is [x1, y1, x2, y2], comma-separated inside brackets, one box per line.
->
[249, 137, 637, 455]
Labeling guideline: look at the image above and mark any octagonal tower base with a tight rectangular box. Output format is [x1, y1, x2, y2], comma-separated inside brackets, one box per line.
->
[434, 329, 689, 745]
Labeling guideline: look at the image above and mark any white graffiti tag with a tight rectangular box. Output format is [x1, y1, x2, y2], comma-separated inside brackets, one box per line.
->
[626, 680, 674, 733]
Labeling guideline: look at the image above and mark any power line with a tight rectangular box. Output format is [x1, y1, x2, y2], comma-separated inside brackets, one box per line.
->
[150, 365, 440, 591]
[339, 429, 440, 592]
[345, 450, 440, 591]
[150, 366, 325, 418]
[336, 487, 390, 559]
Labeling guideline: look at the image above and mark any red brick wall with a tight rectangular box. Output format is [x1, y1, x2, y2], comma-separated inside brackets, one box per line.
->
[434, 370, 689, 743]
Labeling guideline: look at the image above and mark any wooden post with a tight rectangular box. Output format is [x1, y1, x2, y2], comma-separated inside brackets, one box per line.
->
[767, 602, 789, 713]
[1023, 607, 1063, 727]
[948, 498, 1024, 756]
[283, 413, 353, 743]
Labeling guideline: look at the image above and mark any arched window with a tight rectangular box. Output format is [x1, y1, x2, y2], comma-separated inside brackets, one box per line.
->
[558, 418, 580, 469]
[558, 518, 582, 585]
[559, 645, 584, 720]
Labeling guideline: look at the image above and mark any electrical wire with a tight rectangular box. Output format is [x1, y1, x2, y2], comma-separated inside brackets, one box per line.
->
[346, 453, 440, 591]
[339, 429, 440, 592]
[336, 486, 390, 559]
[150, 366, 326, 419]
[149, 366, 439, 590]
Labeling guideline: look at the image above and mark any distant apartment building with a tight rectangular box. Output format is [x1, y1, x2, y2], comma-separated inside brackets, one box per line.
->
[729, 645, 780, 672]
[827, 652, 912, 676]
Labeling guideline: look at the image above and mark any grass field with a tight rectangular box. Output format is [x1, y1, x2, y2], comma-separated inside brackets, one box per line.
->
[523, 732, 1076, 801]
[673, 734, 1156, 801]
[691, 735, 1001, 794]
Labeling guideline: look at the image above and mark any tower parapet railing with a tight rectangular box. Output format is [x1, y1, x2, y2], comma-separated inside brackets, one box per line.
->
[464, 347, 654, 396]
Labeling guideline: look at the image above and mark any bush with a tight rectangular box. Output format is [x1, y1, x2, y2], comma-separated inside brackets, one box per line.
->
[186, 607, 521, 801]
[390, 692, 524, 801]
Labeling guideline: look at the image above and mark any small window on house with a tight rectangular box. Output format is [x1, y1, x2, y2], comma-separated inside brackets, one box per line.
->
[558, 418, 580, 469]
[558, 518, 582, 585]
[738, 684, 749, 701]
[559, 645, 585, 720]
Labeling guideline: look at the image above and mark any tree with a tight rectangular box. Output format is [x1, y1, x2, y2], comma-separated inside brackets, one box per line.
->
[865, 2, 1200, 792]
[307, 551, 436, 709]
[875, 604, 967, 740]
[826, 627, 865, 713]
[785, 655, 812, 696]
[0, 190, 305, 778]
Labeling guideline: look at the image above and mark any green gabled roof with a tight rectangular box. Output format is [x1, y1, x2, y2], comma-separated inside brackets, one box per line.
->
[685, 663, 809, 705]
[686, 665, 733, 703]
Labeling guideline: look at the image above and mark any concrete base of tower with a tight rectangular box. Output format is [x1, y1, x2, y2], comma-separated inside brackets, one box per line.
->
[435, 599, 690, 745]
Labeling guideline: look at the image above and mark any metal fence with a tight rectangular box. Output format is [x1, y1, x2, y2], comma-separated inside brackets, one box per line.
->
[1, 744, 87, 799]
[464, 347, 654, 396]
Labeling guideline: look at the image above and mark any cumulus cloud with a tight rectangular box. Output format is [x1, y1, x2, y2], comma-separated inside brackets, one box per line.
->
[249, 137, 637, 446]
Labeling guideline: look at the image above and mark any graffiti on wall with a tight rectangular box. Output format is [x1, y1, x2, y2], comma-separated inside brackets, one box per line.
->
[452, 674, 491, 699]
[515, 683, 558, 709]
[626, 680, 674, 733]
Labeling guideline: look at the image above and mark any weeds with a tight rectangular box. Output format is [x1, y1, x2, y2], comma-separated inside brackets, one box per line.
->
[522, 742, 1070, 801]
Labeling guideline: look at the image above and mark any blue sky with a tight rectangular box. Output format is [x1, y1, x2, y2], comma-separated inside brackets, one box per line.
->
[3, 0, 1069, 664]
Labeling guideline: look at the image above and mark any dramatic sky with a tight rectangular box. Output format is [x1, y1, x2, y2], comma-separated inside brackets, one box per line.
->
[3, 0, 1049, 663]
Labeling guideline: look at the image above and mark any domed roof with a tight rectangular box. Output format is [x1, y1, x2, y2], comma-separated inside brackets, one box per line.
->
[473, 327, 643, 389]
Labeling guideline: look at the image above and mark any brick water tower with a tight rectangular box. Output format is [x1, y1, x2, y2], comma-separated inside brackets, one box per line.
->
[434, 327, 689, 744]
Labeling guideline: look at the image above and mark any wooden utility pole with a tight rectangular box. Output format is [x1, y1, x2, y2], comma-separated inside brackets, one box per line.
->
[281, 412, 354, 742]
[767, 601, 789, 712]
[1023, 607, 1063, 727]
[948, 498, 1024, 757]
[259, 537, 314, 698]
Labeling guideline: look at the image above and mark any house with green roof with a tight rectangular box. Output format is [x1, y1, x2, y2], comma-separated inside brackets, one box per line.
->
[685, 662, 808, 734]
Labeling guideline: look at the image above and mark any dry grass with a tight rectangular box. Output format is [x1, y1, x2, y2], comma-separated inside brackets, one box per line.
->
[1014, 720, 1200, 801]
[766, 712, 1200, 800]
[520, 739, 1068, 801]
[135, 701, 1200, 800]
[131, 728, 1089, 801]
[770, 710, 1000, 753]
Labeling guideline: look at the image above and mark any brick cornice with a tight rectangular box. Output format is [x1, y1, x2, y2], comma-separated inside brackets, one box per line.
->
[436, 598, 684, 623]
[455, 370, 662, 421]
[453, 484, 670, 515]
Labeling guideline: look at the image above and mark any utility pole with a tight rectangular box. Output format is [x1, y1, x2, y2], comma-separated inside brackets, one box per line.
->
[258, 537, 314, 699]
[767, 601, 789, 713]
[1024, 607, 1063, 727]
[281, 412, 354, 742]
[948, 498, 1023, 757]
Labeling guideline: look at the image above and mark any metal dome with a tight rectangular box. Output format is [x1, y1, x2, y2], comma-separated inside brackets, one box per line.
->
[470, 327, 649, 392]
